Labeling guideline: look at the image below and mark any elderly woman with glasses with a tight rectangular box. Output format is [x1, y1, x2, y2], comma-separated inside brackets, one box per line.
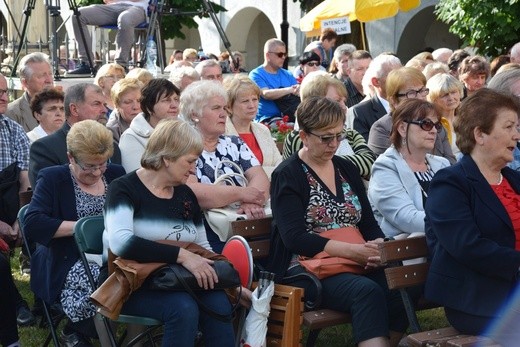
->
[368, 99, 450, 240]
[268, 96, 407, 347]
[368, 67, 456, 164]
[24, 120, 125, 346]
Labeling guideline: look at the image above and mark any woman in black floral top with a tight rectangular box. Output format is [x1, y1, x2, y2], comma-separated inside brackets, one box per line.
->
[268, 97, 407, 347]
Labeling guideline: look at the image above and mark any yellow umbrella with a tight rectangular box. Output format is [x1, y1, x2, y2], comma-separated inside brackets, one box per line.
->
[300, 0, 421, 44]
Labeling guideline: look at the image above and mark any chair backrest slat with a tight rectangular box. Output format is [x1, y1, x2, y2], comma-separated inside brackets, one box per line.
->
[231, 217, 272, 260]
[384, 263, 430, 290]
[379, 236, 429, 263]
[74, 215, 105, 255]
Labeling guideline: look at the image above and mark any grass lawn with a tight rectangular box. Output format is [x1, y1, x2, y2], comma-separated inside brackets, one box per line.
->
[11, 253, 449, 347]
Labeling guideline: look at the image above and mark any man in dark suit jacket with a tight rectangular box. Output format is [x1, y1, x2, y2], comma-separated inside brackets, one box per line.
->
[29, 83, 121, 187]
[349, 53, 402, 140]
[350, 95, 388, 141]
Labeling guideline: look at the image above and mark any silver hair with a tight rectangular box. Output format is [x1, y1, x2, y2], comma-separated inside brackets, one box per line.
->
[370, 54, 402, 80]
[179, 80, 228, 126]
[333, 43, 357, 61]
[169, 66, 200, 88]
[195, 59, 221, 76]
[18, 52, 51, 79]
[488, 69, 520, 95]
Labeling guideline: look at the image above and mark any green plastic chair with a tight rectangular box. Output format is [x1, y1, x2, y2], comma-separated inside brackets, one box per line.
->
[73, 215, 162, 347]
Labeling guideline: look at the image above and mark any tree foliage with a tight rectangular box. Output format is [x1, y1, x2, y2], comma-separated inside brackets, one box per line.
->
[435, 0, 520, 57]
[77, 0, 225, 40]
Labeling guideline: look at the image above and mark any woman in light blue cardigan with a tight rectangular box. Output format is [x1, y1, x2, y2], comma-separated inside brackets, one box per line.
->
[368, 99, 450, 239]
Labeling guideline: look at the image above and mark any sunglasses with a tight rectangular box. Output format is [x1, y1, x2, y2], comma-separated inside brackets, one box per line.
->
[305, 62, 320, 67]
[404, 119, 442, 131]
[308, 130, 347, 144]
[269, 51, 287, 58]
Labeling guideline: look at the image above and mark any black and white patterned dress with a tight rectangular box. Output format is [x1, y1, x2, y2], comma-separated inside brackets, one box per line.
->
[60, 173, 107, 322]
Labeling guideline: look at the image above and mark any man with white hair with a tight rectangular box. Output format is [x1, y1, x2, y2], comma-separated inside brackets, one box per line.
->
[510, 42, 520, 63]
[349, 54, 402, 140]
[195, 59, 223, 82]
[6, 52, 53, 132]
[432, 47, 453, 64]
[169, 66, 200, 91]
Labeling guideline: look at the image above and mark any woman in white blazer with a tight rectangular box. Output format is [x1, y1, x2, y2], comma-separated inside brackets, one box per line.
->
[224, 75, 282, 178]
[368, 99, 450, 239]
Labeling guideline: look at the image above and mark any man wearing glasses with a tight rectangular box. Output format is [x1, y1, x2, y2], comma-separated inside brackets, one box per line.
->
[249, 38, 299, 124]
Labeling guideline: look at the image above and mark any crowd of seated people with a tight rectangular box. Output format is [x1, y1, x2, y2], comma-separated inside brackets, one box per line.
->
[3, 35, 520, 347]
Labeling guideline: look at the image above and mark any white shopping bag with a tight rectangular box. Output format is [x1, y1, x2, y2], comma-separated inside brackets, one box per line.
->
[239, 281, 275, 347]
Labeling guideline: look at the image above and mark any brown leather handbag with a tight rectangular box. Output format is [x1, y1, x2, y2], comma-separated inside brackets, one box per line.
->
[298, 227, 368, 279]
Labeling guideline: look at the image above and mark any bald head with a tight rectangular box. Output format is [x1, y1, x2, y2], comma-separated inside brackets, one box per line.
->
[511, 42, 520, 63]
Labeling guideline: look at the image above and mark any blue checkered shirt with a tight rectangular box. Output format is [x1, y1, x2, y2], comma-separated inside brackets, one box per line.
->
[0, 114, 30, 171]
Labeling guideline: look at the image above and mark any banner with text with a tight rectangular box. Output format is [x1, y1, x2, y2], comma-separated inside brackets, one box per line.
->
[321, 17, 351, 35]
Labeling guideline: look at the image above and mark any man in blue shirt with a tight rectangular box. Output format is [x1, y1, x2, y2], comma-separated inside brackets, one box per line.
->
[249, 39, 299, 123]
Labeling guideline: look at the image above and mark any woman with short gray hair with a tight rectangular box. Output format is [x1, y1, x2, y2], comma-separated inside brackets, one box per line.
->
[180, 80, 270, 252]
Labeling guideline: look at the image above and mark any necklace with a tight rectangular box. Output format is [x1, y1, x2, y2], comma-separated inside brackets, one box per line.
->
[497, 173, 503, 185]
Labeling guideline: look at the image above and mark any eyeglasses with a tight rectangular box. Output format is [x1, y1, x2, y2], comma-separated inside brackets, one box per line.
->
[404, 119, 442, 131]
[305, 62, 320, 67]
[308, 130, 347, 144]
[397, 88, 429, 99]
[268, 51, 287, 58]
[75, 159, 108, 173]
[0, 88, 8, 97]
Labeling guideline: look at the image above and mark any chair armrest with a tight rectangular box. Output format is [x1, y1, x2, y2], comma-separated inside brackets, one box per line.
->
[281, 272, 322, 310]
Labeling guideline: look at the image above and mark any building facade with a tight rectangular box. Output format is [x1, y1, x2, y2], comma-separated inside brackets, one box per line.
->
[0, 0, 460, 73]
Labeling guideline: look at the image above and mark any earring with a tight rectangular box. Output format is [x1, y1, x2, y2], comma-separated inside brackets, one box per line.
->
[402, 137, 407, 145]
[193, 118, 199, 123]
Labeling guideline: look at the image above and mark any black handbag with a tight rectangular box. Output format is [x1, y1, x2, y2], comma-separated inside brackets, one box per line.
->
[0, 162, 20, 226]
[148, 261, 241, 322]
[274, 93, 300, 122]
[148, 260, 240, 291]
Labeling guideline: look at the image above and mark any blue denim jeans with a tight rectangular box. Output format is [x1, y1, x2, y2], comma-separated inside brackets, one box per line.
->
[121, 287, 235, 347]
